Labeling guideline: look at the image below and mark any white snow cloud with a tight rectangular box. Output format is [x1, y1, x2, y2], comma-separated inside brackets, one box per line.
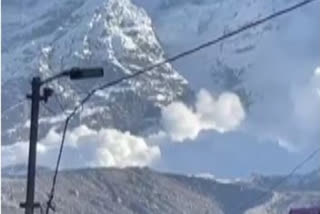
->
[196, 89, 245, 132]
[2, 89, 245, 169]
[161, 102, 201, 142]
[290, 66, 320, 142]
[161, 89, 245, 142]
[247, 66, 320, 151]
[313, 67, 320, 96]
[2, 126, 160, 169]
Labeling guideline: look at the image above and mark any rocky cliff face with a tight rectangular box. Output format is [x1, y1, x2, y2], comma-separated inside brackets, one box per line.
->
[2, 0, 192, 145]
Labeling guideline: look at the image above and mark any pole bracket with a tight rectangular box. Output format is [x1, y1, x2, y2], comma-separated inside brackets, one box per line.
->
[41, 87, 54, 103]
[19, 202, 41, 208]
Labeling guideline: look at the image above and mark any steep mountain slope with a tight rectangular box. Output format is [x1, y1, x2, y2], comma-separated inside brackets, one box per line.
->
[2, 0, 192, 145]
[167, 173, 273, 214]
[133, 0, 320, 150]
[250, 168, 320, 192]
[2, 167, 319, 214]
[245, 191, 320, 214]
[2, 168, 224, 214]
[133, 0, 319, 93]
[2, 1, 319, 213]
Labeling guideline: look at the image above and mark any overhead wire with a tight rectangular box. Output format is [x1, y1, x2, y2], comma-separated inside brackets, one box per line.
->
[40, 102, 58, 115]
[2, 78, 32, 118]
[53, 93, 66, 113]
[44, 0, 319, 213]
[2, 99, 27, 118]
[236, 146, 320, 212]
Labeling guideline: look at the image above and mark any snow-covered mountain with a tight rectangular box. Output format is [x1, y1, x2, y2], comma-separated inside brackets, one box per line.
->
[3, 0, 319, 157]
[133, 0, 319, 91]
[2, 0, 193, 145]
[2, 0, 319, 213]
[2, 167, 319, 214]
[132, 0, 320, 150]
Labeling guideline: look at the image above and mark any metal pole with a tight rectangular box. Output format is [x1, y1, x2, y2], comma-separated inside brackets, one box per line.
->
[19, 67, 103, 213]
[21, 77, 41, 214]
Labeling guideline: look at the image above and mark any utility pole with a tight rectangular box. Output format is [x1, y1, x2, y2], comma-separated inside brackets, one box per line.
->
[20, 68, 104, 214]
[21, 77, 42, 214]
[20, 77, 53, 214]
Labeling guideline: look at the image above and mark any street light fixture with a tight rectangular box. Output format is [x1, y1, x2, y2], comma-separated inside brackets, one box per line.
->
[41, 67, 104, 85]
[68, 67, 104, 80]
[20, 67, 104, 214]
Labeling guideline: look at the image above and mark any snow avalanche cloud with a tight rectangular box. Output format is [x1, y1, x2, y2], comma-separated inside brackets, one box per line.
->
[2, 89, 245, 169]
[2, 126, 160, 169]
[161, 89, 245, 142]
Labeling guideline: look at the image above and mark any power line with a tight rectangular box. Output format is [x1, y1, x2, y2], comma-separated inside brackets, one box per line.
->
[237, 146, 320, 212]
[2, 99, 27, 118]
[46, 116, 70, 213]
[53, 93, 66, 113]
[40, 102, 57, 115]
[45, 0, 318, 212]
[2, 79, 31, 118]
[42, 92, 67, 115]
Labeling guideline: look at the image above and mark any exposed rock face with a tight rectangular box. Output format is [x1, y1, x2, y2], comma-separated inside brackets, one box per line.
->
[2, 0, 192, 145]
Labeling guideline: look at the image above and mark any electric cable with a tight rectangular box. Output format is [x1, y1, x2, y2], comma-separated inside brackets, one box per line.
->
[45, 0, 318, 212]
